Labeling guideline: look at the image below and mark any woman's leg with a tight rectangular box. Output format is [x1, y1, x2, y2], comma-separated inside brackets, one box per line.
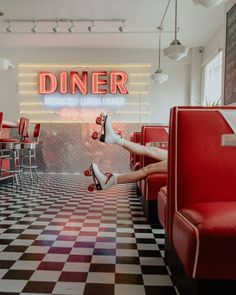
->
[121, 139, 167, 161]
[90, 161, 167, 190]
[117, 160, 167, 184]
[102, 115, 168, 161]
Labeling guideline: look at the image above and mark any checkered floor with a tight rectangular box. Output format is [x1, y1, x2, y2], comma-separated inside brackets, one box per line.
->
[0, 174, 178, 295]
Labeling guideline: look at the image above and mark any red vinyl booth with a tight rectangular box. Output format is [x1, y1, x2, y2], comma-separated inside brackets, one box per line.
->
[129, 132, 135, 169]
[160, 106, 236, 293]
[138, 125, 168, 223]
[132, 131, 142, 171]
[158, 185, 168, 229]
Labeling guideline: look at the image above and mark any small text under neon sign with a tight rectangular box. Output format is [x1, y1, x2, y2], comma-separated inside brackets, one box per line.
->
[44, 93, 125, 108]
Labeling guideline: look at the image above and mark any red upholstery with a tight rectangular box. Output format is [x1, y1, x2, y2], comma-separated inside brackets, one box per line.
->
[130, 133, 135, 169]
[33, 123, 41, 138]
[141, 126, 168, 167]
[0, 138, 20, 143]
[0, 112, 20, 174]
[23, 139, 36, 144]
[19, 117, 29, 140]
[167, 106, 236, 280]
[132, 131, 141, 171]
[145, 173, 167, 201]
[0, 112, 3, 135]
[139, 126, 168, 197]
[0, 112, 20, 143]
[23, 123, 41, 144]
[158, 186, 167, 228]
[136, 125, 168, 222]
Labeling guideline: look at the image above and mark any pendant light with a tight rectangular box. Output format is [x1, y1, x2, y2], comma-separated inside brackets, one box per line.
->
[193, 0, 224, 8]
[152, 28, 168, 84]
[163, 0, 188, 61]
[0, 57, 14, 72]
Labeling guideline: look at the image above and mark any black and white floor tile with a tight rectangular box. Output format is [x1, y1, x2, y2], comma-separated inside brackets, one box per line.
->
[0, 174, 178, 295]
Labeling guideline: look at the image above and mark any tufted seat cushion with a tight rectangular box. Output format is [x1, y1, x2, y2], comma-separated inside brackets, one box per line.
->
[173, 202, 236, 279]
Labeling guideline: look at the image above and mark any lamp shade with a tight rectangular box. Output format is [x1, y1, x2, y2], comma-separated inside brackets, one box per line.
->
[193, 0, 224, 7]
[151, 70, 168, 84]
[0, 58, 14, 72]
[163, 40, 188, 61]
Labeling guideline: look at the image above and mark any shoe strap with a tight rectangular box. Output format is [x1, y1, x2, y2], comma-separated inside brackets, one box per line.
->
[105, 173, 113, 184]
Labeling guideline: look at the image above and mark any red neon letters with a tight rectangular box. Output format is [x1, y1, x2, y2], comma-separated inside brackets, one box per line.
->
[39, 71, 129, 95]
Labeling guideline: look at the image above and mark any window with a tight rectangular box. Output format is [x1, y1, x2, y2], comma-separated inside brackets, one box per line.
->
[202, 50, 223, 106]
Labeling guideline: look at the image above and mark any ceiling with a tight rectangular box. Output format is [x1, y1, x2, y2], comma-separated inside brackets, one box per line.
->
[0, 0, 225, 48]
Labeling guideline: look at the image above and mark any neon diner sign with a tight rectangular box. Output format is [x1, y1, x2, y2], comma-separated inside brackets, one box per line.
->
[39, 71, 129, 95]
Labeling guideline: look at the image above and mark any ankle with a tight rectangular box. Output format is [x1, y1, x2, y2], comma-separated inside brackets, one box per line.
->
[113, 173, 118, 185]
[116, 136, 124, 146]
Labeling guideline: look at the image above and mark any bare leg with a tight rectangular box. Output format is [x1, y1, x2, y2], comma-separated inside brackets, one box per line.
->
[89, 161, 167, 190]
[122, 139, 167, 161]
[117, 160, 167, 184]
[102, 115, 167, 161]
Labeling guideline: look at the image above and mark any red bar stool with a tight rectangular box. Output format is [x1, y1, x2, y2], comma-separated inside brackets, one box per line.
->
[0, 113, 24, 186]
[21, 123, 41, 182]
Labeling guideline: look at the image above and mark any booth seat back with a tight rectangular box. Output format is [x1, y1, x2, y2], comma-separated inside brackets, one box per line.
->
[0, 112, 3, 136]
[133, 131, 142, 170]
[167, 106, 236, 242]
[129, 132, 135, 168]
[141, 125, 168, 168]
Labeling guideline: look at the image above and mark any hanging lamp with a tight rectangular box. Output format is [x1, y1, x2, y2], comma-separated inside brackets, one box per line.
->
[163, 0, 188, 61]
[0, 57, 14, 72]
[152, 28, 168, 84]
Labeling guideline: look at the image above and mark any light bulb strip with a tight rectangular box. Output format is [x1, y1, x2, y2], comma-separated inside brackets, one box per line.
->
[20, 102, 43, 106]
[20, 110, 150, 115]
[18, 64, 150, 68]
[129, 91, 149, 94]
[115, 111, 150, 114]
[19, 73, 38, 77]
[19, 82, 38, 86]
[129, 82, 149, 85]
[19, 102, 149, 107]
[20, 111, 56, 114]
[129, 73, 150, 76]
[19, 91, 38, 94]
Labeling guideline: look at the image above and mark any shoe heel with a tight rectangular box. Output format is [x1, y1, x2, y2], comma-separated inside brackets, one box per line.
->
[100, 134, 105, 142]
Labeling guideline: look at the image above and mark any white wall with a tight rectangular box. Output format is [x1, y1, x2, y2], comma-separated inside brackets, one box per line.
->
[150, 63, 190, 124]
[202, 26, 224, 66]
[189, 48, 203, 106]
[0, 47, 191, 124]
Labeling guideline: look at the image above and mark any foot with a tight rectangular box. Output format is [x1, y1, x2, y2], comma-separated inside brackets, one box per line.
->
[102, 115, 122, 144]
[91, 163, 116, 190]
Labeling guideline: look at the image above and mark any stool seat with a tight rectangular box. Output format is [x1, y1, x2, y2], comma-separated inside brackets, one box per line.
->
[23, 139, 36, 143]
[21, 123, 41, 183]
[0, 138, 20, 143]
